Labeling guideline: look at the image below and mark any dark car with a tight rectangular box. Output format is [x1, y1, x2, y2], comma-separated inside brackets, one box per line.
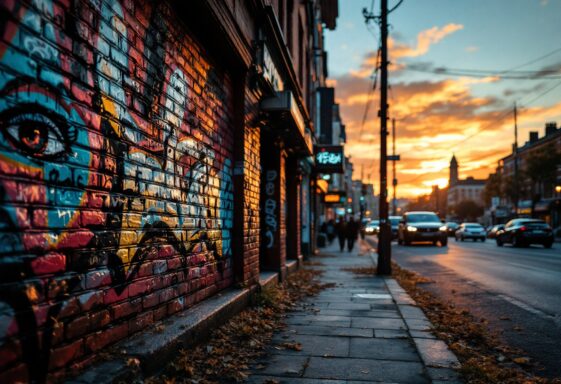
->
[398, 211, 447, 246]
[389, 216, 402, 240]
[486, 224, 504, 239]
[496, 219, 554, 248]
[444, 222, 459, 237]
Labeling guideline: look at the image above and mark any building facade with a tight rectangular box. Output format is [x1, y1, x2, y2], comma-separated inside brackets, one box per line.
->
[446, 155, 486, 219]
[498, 122, 561, 228]
[0, 0, 338, 381]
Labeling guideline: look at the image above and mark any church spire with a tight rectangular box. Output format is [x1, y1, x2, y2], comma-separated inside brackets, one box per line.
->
[449, 154, 458, 186]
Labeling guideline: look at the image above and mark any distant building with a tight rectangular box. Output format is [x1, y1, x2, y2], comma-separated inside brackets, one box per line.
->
[447, 155, 486, 218]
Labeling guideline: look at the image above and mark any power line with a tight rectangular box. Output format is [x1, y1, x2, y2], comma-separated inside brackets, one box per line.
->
[359, 49, 381, 141]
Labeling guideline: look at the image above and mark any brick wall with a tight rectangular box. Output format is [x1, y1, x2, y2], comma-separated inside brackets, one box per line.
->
[0, 0, 242, 381]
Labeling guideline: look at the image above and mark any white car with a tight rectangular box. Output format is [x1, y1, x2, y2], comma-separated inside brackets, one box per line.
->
[455, 223, 486, 242]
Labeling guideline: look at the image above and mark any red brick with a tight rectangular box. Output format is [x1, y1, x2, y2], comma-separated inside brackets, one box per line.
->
[48, 339, 83, 369]
[29, 252, 66, 276]
[129, 311, 153, 333]
[66, 315, 90, 340]
[85, 323, 128, 352]
[111, 299, 141, 319]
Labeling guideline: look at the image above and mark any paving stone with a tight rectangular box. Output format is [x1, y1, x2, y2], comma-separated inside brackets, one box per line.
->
[409, 330, 437, 339]
[246, 376, 346, 384]
[257, 354, 310, 376]
[349, 337, 421, 361]
[271, 334, 350, 357]
[399, 305, 427, 319]
[414, 338, 460, 368]
[327, 303, 372, 310]
[351, 316, 407, 330]
[286, 315, 352, 328]
[304, 356, 429, 383]
[404, 317, 433, 331]
[347, 309, 401, 318]
[288, 325, 373, 338]
[374, 329, 409, 338]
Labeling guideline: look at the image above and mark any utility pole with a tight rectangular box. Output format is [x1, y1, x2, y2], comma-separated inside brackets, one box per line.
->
[392, 118, 397, 216]
[377, 0, 391, 275]
[514, 102, 519, 216]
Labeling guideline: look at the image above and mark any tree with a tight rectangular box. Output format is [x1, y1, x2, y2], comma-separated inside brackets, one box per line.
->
[523, 144, 561, 201]
[453, 200, 484, 221]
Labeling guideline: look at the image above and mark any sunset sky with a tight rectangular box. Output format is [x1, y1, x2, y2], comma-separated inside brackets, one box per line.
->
[325, 0, 561, 197]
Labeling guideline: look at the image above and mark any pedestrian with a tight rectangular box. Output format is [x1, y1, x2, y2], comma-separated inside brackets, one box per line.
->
[335, 216, 347, 252]
[346, 216, 360, 252]
[326, 219, 336, 244]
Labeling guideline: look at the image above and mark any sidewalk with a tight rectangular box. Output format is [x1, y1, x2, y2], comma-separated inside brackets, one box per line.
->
[247, 240, 462, 384]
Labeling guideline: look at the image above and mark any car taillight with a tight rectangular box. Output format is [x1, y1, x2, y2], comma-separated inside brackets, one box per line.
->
[519, 226, 527, 232]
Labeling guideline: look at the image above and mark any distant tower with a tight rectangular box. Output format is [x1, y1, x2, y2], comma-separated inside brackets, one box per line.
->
[449, 155, 458, 186]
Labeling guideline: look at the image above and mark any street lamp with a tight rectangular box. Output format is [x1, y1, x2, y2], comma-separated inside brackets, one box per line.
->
[556, 185, 561, 195]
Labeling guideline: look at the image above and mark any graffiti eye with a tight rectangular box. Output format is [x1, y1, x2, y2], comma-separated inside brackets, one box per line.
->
[2, 111, 69, 160]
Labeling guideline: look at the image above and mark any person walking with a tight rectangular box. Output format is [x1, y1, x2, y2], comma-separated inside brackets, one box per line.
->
[346, 216, 360, 252]
[326, 219, 336, 244]
[335, 216, 347, 252]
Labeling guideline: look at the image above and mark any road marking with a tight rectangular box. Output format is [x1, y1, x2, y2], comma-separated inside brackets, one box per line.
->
[497, 294, 561, 328]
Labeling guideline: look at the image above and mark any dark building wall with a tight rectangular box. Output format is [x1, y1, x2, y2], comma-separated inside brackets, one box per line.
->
[318, 87, 334, 144]
[0, 0, 259, 381]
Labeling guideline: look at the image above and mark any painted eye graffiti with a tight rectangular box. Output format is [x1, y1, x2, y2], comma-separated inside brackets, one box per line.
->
[0, 105, 71, 160]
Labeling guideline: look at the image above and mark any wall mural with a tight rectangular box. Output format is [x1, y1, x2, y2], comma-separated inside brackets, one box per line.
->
[0, 0, 234, 381]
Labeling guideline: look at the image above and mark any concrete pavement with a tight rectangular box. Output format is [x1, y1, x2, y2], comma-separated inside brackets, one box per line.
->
[247, 240, 462, 384]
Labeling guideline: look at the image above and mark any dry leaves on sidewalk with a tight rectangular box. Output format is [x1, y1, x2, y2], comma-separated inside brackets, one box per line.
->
[391, 262, 561, 384]
[146, 268, 331, 384]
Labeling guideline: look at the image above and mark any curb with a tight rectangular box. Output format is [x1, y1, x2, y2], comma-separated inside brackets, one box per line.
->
[367, 249, 463, 383]
[68, 272, 280, 383]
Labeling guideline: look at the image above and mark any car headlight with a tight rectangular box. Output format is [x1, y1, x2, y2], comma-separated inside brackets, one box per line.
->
[439, 226, 447, 231]
[406, 226, 418, 232]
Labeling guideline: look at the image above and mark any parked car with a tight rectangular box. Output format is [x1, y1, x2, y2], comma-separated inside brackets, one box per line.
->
[486, 224, 504, 239]
[364, 220, 380, 235]
[397, 211, 447, 246]
[496, 219, 554, 248]
[455, 223, 486, 242]
[389, 216, 402, 240]
[444, 222, 459, 237]
[360, 218, 371, 238]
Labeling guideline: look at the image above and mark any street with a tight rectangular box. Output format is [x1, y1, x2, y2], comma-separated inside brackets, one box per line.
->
[366, 236, 561, 378]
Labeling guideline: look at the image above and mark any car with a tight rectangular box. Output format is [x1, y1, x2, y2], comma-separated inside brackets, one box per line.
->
[455, 223, 486, 242]
[389, 216, 402, 239]
[444, 222, 459, 237]
[364, 220, 380, 235]
[486, 224, 504, 239]
[496, 219, 554, 248]
[397, 211, 447, 246]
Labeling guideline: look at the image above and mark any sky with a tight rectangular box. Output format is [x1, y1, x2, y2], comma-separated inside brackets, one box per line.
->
[325, 0, 561, 197]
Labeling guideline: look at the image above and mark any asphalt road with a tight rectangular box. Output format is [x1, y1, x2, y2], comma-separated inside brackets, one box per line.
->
[366, 236, 561, 378]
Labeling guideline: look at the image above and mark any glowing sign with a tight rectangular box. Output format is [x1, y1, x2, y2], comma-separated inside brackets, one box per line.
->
[315, 145, 344, 173]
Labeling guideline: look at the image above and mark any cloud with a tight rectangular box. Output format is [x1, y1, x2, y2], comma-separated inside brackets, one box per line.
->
[465, 46, 479, 53]
[331, 57, 561, 197]
[390, 24, 464, 59]
[352, 24, 464, 78]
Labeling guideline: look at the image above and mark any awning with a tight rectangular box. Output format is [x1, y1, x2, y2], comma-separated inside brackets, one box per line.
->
[261, 90, 313, 156]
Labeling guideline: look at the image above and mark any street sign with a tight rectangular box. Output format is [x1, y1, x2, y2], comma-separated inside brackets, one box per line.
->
[314, 145, 344, 173]
[388, 154, 400, 161]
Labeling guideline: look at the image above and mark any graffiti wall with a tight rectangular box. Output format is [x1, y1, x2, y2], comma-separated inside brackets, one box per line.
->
[0, 0, 235, 381]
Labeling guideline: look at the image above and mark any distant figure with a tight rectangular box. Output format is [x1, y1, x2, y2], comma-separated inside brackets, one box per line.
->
[346, 217, 360, 252]
[326, 219, 336, 244]
[335, 216, 347, 252]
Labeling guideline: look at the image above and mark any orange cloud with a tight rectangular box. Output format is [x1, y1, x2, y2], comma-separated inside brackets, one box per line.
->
[332, 65, 561, 198]
[354, 24, 464, 78]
